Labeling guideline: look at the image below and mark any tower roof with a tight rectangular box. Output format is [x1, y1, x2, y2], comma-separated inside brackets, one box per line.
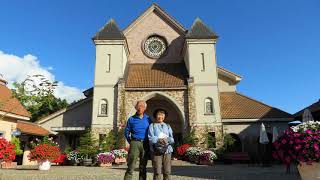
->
[186, 18, 218, 39]
[93, 19, 125, 40]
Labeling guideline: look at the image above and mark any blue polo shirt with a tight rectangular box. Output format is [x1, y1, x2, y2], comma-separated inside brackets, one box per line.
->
[124, 113, 152, 143]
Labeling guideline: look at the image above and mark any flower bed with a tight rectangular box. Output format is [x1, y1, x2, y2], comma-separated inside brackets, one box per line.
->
[97, 152, 114, 167]
[28, 144, 60, 162]
[0, 137, 16, 164]
[185, 147, 202, 163]
[199, 150, 217, 165]
[176, 144, 191, 160]
[67, 150, 84, 165]
[111, 149, 128, 164]
[273, 121, 320, 166]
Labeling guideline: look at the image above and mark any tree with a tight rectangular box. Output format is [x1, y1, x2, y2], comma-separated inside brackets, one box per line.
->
[100, 130, 117, 152]
[78, 130, 98, 159]
[12, 75, 68, 122]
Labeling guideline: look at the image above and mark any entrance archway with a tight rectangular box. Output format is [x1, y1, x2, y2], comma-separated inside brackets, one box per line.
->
[128, 92, 185, 145]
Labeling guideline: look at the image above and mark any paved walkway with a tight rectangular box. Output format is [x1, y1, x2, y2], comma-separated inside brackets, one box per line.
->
[0, 160, 301, 180]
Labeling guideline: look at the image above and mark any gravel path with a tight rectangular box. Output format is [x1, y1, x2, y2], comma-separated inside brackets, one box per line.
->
[0, 160, 301, 180]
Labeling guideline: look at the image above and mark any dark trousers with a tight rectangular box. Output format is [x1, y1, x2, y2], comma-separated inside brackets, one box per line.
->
[124, 140, 149, 180]
[152, 153, 172, 180]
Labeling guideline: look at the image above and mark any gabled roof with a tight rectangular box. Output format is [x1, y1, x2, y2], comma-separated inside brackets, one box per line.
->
[294, 100, 320, 117]
[17, 120, 50, 136]
[0, 85, 31, 118]
[125, 63, 188, 89]
[220, 92, 293, 120]
[36, 97, 92, 124]
[123, 3, 186, 35]
[93, 19, 125, 40]
[186, 18, 218, 39]
[217, 67, 242, 84]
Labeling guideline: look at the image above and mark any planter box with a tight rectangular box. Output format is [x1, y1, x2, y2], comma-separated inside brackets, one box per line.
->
[199, 160, 214, 166]
[99, 163, 112, 167]
[297, 162, 320, 180]
[0, 162, 17, 169]
[114, 158, 126, 164]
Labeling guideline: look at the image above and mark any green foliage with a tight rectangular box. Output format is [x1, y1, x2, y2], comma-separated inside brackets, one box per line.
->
[100, 130, 117, 152]
[12, 75, 69, 122]
[115, 128, 126, 149]
[216, 133, 236, 155]
[78, 130, 98, 159]
[207, 132, 216, 149]
[182, 128, 198, 146]
[10, 137, 23, 155]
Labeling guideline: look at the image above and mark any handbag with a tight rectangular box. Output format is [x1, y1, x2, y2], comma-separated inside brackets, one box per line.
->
[152, 123, 170, 155]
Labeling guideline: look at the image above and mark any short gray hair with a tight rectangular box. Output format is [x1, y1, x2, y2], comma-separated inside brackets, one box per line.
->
[135, 100, 147, 109]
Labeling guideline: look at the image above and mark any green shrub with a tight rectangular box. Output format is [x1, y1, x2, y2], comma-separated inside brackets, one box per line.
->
[11, 137, 23, 155]
[100, 130, 117, 152]
[78, 130, 98, 159]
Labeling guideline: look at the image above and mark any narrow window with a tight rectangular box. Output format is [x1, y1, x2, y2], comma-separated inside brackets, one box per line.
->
[106, 54, 111, 73]
[201, 53, 205, 72]
[99, 99, 108, 116]
[205, 97, 214, 114]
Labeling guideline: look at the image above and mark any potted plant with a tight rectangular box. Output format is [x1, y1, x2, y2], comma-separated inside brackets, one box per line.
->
[199, 150, 217, 166]
[78, 130, 98, 166]
[28, 136, 61, 170]
[0, 137, 16, 169]
[111, 149, 128, 164]
[66, 150, 84, 166]
[185, 147, 202, 163]
[97, 152, 114, 167]
[273, 121, 320, 180]
[176, 144, 191, 160]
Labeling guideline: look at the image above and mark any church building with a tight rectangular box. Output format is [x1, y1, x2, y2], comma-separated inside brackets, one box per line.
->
[37, 4, 293, 158]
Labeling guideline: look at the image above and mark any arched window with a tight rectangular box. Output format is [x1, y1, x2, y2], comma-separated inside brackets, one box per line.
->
[204, 97, 214, 114]
[99, 99, 108, 116]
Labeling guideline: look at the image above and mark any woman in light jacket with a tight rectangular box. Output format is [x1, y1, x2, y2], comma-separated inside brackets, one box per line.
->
[148, 109, 174, 180]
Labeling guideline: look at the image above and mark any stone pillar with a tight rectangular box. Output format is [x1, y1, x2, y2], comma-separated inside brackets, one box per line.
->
[117, 78, 126, 128]
[187, 78, 196, 129]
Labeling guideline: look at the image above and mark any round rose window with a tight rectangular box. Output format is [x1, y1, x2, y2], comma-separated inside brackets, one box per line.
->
[143, 36, 167, 58]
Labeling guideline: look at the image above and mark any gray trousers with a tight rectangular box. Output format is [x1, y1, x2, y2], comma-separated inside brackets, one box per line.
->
[152, 153, 171, 180]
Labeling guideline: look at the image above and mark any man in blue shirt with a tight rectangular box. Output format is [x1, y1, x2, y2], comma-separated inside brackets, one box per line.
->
[124, 100, 152, 180]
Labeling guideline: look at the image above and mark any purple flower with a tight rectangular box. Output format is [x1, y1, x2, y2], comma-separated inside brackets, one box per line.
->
[314, 144, 319, 151]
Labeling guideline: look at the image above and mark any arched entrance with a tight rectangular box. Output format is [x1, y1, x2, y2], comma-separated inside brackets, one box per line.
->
[127, 92, 185, 145]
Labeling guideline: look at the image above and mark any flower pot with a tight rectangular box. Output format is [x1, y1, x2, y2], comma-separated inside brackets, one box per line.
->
[83, 159, 92, 166]
[99, 163, 112, 167]
[114, 158, 126, 164]
[1, 162, 17, 169]
[199, 160, 214, 166]
[297, 162, 320, 180]
[38, 160, 51, 171]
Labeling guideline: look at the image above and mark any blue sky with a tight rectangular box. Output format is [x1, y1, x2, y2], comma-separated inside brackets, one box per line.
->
[0, 0, 319, 113]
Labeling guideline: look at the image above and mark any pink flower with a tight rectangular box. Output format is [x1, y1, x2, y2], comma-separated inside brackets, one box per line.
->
[281, 139, 287, 144]
[314, 144, 319, 151]
[305, 130, 312, 134]
[295, 145, 302, 151]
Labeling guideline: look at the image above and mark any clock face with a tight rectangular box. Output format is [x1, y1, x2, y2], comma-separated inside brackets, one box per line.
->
[143, 36, 167, 58]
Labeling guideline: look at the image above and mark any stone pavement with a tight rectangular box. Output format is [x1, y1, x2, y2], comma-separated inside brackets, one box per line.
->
[0, 160, 301, 180]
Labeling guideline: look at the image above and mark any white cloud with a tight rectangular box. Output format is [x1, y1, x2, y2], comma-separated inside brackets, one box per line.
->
[0, 51, 85, 103]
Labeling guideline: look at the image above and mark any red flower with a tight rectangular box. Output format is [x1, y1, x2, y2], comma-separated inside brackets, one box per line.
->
[176, 144, 191, 157]
[0, 138, 16, 162]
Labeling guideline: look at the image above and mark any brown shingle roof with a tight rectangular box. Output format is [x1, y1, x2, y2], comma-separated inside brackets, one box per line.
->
[0, 85, 31, 118]
[17, 121, 50, 136]
[125, 63, 188, 88]
[220, 92, 292, 119]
